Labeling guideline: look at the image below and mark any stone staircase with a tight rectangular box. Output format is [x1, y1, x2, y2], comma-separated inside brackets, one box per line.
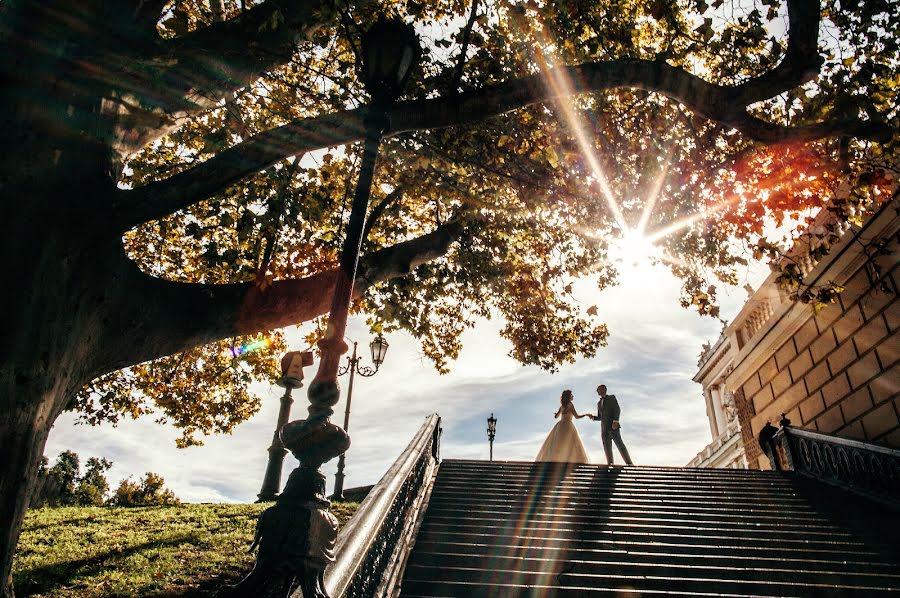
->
[399, 459, 900, 597]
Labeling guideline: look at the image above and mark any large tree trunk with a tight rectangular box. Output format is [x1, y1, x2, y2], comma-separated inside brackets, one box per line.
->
[1, 8, 130, 581]
[0, 218, 140, 597]
[0, 384, 69, 598]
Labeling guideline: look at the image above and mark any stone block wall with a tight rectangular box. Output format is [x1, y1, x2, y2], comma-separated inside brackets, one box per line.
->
[729, 203, 899, 469]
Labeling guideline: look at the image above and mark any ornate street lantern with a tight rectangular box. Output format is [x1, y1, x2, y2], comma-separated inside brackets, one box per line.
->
[369, 333, 389, 369]
[332, 336, 389, 500]
[487, 414, 497, 461]
[361, 18, 420, 101]
[280, 350, 313, 389]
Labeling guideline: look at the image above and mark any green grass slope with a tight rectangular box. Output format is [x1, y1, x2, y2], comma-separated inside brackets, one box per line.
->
[13, 502, 359, 597]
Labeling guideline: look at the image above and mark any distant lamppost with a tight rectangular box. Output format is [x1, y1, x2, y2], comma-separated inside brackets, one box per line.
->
[231, 18, 420, 597]
[487, 414, 497, 461]
[332, 334, 389, 500]
[257, 350, 312, 502]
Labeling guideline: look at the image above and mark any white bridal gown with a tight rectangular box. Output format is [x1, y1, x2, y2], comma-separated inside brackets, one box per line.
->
[535, 403, 591, 463]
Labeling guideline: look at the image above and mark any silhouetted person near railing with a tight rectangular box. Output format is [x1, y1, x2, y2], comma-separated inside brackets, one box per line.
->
[589, 384, 634, 466]
[758, 421, 780, 470]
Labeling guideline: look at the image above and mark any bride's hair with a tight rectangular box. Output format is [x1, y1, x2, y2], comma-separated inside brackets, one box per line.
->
[560, 389, 573, 405]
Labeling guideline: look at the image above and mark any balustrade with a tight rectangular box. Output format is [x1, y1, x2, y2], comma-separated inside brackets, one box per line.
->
[323, 414, 442, 598]
[762, 420, 900, 507]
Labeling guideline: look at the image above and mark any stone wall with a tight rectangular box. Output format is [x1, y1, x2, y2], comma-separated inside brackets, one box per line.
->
[728, 200, 899, 469]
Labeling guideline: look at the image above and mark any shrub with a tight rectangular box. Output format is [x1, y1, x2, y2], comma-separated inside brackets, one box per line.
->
[108, 472, 180, 506]
[73, 457, 113, 506]
[32, 451, 84, 507]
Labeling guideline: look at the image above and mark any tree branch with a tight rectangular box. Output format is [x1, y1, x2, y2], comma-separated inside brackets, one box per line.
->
[146, 0, 341, 114]
[728, 0, 824, 106]
[117, 52, 890, 232]
[363, 187, 404, 239]
[112, 108, 366, 231]
[111, 220, 464, 366]
[449, 0, 480, 94]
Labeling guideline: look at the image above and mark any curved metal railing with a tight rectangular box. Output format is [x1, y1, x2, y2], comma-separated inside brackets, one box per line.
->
[765, 423, 900, 507]
[322, 414, 442, 597]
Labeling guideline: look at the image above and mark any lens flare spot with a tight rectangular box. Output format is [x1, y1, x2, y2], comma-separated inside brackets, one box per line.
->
[612, 229, 658, 267]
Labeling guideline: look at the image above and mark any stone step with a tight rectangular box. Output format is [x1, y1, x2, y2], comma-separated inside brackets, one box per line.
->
[410, 530, 891, 560]
[399, 460, 900, 597]
[405, 551, 900, 586]
[423, 500, 838, 526]
[440, 460, 794, 481]
[407, 538, 900, 571]
[414, 525, 871, 552]
[434, 477, 805, 497]
[434, 465, 801, 485]
[425, 495, 826, 519]
[428, 488, 817, 512]
[401, 568, 899, 597]
[422, 509, 852, 537]
[437, 462, 797, 481]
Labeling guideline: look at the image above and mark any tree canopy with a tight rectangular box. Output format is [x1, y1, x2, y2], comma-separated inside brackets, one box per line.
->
[60, 0, 898, 446]
[2, 0, 898, 593]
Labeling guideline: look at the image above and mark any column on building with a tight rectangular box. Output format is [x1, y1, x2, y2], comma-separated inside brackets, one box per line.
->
[711, 384, 728, 438]
[704, 388, 719, 438]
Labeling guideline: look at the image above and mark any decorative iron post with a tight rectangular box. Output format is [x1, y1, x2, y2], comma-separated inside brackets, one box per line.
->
[758, 421, 780, 471]
[333, 335, 389, 501]
[776, 413, 795, 470]
[487, 414, 497, 462]
[257, 351, 313, 502]
[227, 18, 420, 598]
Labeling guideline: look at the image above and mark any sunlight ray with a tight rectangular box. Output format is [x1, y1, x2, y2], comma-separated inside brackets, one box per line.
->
[645, 193, 743, 243]
[530, 34, 627, 232]
[636, 146, 674, 235]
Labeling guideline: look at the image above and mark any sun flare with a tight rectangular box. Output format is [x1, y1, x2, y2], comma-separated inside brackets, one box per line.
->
[612, 229, 659, 267]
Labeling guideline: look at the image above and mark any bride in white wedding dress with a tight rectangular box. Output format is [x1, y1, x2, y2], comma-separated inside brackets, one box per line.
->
[535, 390, 591, 463]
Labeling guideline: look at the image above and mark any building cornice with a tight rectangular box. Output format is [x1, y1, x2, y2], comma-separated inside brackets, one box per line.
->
[693, 333, 730, 383]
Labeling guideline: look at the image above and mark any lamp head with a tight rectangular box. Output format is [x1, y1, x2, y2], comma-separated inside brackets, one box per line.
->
[369, 333, 389, 368]
[361, 17, 420, 101]
[487, 413, 497, 435]
[278, 351, 313, 388]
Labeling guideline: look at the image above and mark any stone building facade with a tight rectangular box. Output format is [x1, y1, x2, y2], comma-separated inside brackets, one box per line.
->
[689, 198, 899, 469]
[687, 334, 747, 469]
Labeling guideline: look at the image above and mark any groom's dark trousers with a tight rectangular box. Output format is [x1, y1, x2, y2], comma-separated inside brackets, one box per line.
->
[598, 394, 633, 465]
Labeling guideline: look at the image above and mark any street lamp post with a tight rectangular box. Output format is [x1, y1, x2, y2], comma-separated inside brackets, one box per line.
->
[487, 414, 497, 461]
[230, 18, 420, 598]
[332, 334, 389, 501]
[257, 351, 313, 502]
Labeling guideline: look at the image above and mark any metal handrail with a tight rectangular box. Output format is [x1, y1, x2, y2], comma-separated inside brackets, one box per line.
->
[762, 421, 900, 507]
[323, 414, 441, 597]
[785, 427, 900, 458]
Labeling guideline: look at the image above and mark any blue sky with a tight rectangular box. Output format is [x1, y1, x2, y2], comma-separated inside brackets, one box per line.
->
[45, 255, 765, 503]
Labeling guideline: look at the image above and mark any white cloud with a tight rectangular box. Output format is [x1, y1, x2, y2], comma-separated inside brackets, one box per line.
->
[45, 258, 767, 502]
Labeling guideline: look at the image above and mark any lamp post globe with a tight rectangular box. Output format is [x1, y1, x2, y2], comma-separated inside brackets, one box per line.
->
[279, 351, 313, 389]
[369, 333, 389, 369]
[361, 18, 420, 101]
[487, 414, 497, 461]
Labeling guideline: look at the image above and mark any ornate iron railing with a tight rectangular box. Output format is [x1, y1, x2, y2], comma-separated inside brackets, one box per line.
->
[321, 414, 442, 597]
[764, 421, 900, 507]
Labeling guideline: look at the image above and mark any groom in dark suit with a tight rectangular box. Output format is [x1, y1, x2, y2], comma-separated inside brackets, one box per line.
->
[592, 384, 634, 465]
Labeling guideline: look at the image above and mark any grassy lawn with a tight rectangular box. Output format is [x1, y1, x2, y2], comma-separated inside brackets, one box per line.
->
[13, 502, 359, 597]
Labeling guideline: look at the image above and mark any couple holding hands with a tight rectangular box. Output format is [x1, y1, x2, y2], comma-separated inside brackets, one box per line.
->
[535, 385, 633, 466]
